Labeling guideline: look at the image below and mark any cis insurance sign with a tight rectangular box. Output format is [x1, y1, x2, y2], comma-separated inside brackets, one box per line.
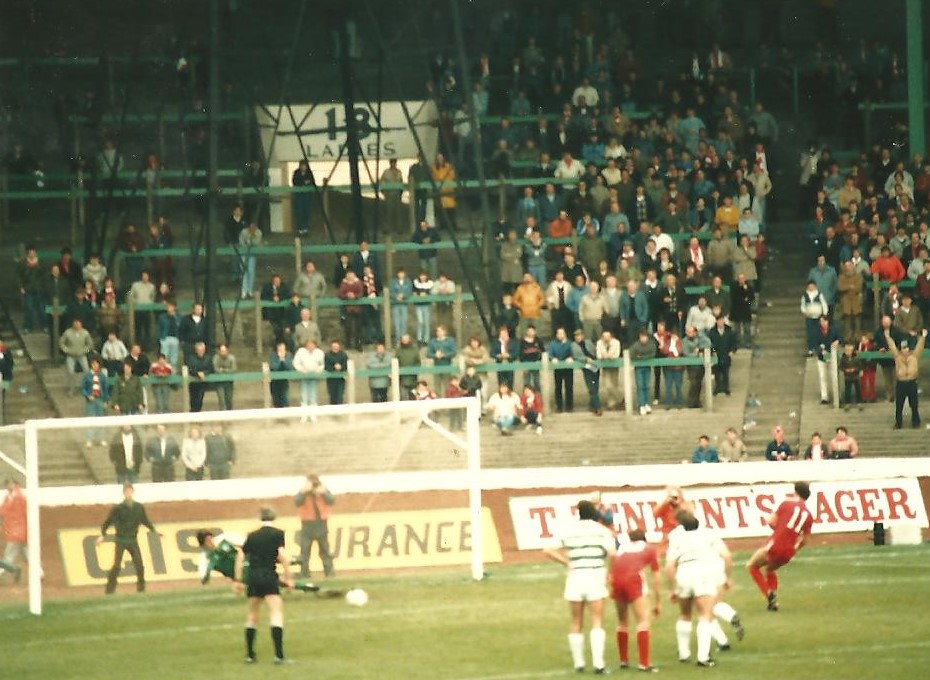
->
[508, 479, 929, 549]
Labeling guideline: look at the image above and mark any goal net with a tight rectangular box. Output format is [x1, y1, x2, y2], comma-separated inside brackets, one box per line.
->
[20, 397, 485, 615]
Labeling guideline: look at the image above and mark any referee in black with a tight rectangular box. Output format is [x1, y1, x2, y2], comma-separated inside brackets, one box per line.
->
[235, 506, 292, 664]
[96, 483, 161, 594]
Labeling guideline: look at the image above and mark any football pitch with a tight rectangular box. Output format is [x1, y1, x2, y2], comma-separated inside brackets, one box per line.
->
[3, 544, 928, 680]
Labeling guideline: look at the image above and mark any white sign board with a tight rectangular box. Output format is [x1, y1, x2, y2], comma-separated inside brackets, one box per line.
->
[508, 479, 928, 550]
[256, 100, 440, 165]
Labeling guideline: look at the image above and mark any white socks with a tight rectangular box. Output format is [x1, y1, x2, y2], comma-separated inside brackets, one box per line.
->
[568, 633, 585, 670]
[675, 620, 693, 661]
[696, 620, 713, 663]
[710, 619, 728, 646]
[589, 627, 606, 671]
[713, 601, 737, 622]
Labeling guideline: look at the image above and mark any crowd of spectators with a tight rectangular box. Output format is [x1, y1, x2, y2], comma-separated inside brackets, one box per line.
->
[801, 138, 930, 427]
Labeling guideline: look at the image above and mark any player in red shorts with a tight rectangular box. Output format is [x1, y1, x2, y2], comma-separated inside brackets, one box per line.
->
[746, 481, 814, 611]
[610, 528, 660, 672]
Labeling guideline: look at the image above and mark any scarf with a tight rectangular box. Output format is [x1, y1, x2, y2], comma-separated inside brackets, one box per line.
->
[690, 244, 704, 270]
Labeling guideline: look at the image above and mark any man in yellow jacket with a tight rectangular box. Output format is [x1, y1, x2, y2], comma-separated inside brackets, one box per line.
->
[886, 327, 927, 429]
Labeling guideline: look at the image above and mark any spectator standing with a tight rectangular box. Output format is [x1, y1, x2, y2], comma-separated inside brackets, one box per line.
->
[630, 329, 657, 415]
[730, 274, 754, 348]
[800, 282, 829, 356]
[366, 342, 392, 403]
[412, 221, 440, 279]
[683, 325, 711, 409]
[18, 246, 45, 333]
[260, 274, 290, 345]
[268, 342, 293, 408]
[101, 330, 129, 378]
[81, 357, 109, 448]
[500, 231, 524, 294]
[292, 308, 322, 351]
[324, 341, 348, 405]
[885, 328, 927, 429]
[108, 425, 143, 484]
[338, 271, 364, 351]
[144, 424, 179, 482]
[839, 343, 863, 410]
[205, 424, 236, 480]
[813, 316, 842, 404]
[519, 326, 545, 391]
[181, 426, 207, 481]
[97, 484, 160, 594]
[396, 334, 421, 399]
[293, 339, 325, 416]
[389, 269, 413, 347]
[807, 255, 838, 309]
[491, 325, 518, 389]
[186, 342, 213, 412]
[129, 271, 156, 346]
[379, 158, 404, 233]
[60, 318, 93, 394]
[239, 222, 263, 299]
[148, 354, 173, 414]
[547, 327, 575, 413]
[432, 273, 456, 338]
[596, 330, 622, 410]
[212, 343, 237, 410]
[111, 360, 144, 415]
[292, 160, 314, 235]
[691, 435, 720, 463]
[293, 260, 326, 301]
[573, 328, 603, 416]
[157, 302, 181, 373]
[836, 261, 864, 342]
[708, 316, 738, 396]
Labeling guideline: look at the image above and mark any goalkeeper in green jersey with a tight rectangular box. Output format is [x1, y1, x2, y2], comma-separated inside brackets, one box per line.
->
[196, 530, 319, 593]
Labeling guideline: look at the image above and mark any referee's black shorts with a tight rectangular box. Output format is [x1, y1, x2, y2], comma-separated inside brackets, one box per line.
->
[246, 568, 280, 598]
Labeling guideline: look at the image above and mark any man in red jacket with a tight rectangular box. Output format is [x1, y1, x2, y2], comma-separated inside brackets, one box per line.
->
[0, 478, 28, 582]
[870, 246, 905, 283]
[294, 474, 336, 578]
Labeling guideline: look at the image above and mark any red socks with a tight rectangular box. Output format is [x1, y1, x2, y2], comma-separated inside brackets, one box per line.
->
[767, 571, 778, 592]
[637, 630, 650, 668]
[617, 630, 629, 664]
[749, 566, 769, 596]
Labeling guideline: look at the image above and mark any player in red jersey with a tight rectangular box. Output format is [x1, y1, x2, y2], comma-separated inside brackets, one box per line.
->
[610, 528, 661, 672]
[653, 486, 687, 558]
[746, 481, 814, 611]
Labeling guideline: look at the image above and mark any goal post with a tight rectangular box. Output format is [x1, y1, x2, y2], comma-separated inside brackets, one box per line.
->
[22, 396, 483, 615]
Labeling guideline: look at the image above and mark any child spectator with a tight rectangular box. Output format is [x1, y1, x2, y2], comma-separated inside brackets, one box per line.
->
[412, 380, 436, 401]
[839, 343, 863, 410]
[803, 432, 825, 461]
[519, 385, 544, 435]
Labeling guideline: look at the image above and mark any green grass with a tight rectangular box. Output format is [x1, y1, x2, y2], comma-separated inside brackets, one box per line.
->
[3, 544, 929, 680]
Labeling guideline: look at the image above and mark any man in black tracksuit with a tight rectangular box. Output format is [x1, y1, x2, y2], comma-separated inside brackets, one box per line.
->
[97, 484, 160, 594]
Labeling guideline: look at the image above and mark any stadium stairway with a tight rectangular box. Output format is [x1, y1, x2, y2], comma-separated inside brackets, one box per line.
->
[0, 302, 96, 486]
[740, 222, 809, 455]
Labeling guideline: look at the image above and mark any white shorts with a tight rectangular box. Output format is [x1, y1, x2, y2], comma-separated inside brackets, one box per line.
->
[675, 564, 718, 600]
[564, 568, 608, 602]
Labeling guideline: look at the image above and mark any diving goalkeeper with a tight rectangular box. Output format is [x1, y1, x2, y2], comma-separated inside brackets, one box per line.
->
[196, 530, 319, 593]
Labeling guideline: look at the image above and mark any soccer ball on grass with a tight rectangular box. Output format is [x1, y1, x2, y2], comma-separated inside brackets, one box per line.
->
[345, 588, 369, 607]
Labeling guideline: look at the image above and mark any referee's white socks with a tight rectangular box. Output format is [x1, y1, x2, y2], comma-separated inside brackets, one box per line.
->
[675, 620, 692, 661]
[589, 627, 606, 671]
[568, 633, 585, 670]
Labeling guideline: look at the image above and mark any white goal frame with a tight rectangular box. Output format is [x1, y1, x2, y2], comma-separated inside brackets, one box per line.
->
[20, 396, 483, 615]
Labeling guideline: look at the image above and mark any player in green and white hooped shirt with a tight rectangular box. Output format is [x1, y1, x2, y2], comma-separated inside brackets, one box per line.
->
[196, 530, 319, 593]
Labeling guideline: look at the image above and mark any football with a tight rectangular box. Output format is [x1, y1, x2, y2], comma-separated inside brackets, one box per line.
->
[345, 588, 369, 607]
